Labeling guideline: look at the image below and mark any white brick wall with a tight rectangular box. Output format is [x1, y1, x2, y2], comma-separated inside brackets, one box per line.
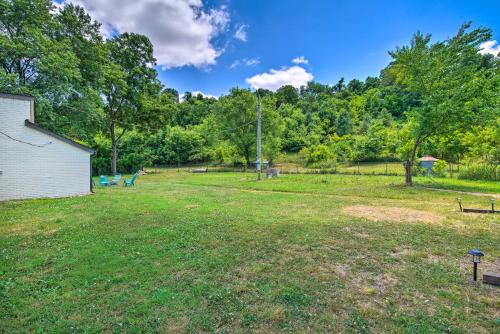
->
[0, 96, 92, 200]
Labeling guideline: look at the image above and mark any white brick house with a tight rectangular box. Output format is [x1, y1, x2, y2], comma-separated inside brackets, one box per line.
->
[0, 93, 95, 201]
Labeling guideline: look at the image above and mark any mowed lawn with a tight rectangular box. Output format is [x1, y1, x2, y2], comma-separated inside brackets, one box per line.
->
[1, 171, 499, 333]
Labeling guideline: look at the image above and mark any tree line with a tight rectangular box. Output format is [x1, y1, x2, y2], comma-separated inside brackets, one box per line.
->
[1, 0, 498, 185]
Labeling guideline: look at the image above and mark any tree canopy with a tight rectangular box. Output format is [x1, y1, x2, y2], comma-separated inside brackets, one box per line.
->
[1, 1, 498, 183]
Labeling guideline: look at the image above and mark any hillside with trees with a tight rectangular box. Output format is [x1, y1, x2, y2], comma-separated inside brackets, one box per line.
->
[1, 1, 498, 184]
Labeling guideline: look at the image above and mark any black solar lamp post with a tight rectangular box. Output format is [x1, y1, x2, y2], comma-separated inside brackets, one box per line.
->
[467, 249, 484, 282]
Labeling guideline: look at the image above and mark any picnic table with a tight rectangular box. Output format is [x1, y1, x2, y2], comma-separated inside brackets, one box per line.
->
[192, 167, 208, 173]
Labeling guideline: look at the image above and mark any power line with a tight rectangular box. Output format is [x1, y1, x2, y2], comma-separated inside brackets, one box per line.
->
[0, 130, 52, 148]
[257, 93, 262, 180]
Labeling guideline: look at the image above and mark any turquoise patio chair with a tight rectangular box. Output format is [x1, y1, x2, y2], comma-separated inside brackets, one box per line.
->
[123, 173, 138, 187]
[111, 174, 122, 184]
[99, 175, 112, 186]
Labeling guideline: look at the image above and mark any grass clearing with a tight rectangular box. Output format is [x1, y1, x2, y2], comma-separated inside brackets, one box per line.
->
[1, 170, 499, 333]
[341, 205, 441, 223]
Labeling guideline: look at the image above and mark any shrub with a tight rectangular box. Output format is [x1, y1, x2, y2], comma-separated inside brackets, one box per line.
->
[411, 164, 426, 176]
[432, 160, 448, 177]
[162, 127, 204, 164]
[152, 126, 208, 166]
[458, 164, 498, 181]
[92, 131, 156, 175]
[118, 152, 154, 173]
[92, 134, 111, 175]
[118, 131, 156, 172]
[299, 144, 333, 165]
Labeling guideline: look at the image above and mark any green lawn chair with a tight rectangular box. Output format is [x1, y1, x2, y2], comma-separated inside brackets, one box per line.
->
[123, 173, 138, 187]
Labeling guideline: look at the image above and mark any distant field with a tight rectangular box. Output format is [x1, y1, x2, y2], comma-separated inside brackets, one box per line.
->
[169, 161, 407, 176]
[275, 161, 406, 175]
[1, 171, 498, 333]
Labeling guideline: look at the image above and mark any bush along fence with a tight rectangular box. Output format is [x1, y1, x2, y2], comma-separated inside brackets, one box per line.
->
[457, 163, 498, 181]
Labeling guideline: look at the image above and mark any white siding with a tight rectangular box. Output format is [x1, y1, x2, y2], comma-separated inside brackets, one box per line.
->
[0, 96, 92, 200]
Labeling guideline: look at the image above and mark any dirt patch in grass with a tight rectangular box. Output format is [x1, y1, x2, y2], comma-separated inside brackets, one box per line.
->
[342, 205, 441, 223]
[159, 316, 188, 333]
[482, 259, 500, 274]
[2, 222, 62, 236]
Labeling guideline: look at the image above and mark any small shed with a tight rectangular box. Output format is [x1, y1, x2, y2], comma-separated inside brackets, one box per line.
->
[0, 93, 95, 201]
[419, 156, 438, 174]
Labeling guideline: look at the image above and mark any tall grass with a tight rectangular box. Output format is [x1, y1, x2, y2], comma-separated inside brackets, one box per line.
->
[458, 163, 498, 181]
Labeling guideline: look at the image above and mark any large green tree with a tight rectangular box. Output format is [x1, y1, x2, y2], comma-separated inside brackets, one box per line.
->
[0, 0, 80, 118]
[175, 93, 216, 127]
[0, 0, 106, 141]
[215, 88, 281, 166]
[53, 3, 107, 140]
[387, 23, 498, 185]
[102, 32, 165, 174]
[275, 85, 299, 108]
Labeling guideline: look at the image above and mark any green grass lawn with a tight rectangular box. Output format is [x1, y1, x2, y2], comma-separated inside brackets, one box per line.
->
[1, 171, 498, 333]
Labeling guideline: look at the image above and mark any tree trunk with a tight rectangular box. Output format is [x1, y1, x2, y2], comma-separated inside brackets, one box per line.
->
[111, 121, 117, 175]
[244, 146, 251, 168]
[405, 138, 420, 186]
[405, 161, 413, 185]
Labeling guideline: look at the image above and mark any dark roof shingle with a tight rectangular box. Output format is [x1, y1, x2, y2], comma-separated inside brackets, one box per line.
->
[24, 120, 95, 154]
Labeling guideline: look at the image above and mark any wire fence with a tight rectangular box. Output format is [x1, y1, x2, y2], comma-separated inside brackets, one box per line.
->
[146, 161, 495, 180]
[148, 161, 409, 176]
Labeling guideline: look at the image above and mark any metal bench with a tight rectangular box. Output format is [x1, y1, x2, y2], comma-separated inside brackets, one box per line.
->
[457, 198, 498, 213]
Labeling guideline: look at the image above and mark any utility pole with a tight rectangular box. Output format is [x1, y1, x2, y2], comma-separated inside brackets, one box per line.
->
[256, 92, 262, 181]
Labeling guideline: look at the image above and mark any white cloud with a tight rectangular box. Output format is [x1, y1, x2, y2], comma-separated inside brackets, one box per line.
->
[234, 24, 248, 42]
[50, 1, 63, 13]
[244, 58, 260, 66]
[229, 57, 259, 69]
[479, 40, 500, 57]
[229, 60, 240, 69]
[57, 0, 230, 69]
[292, 56, 309, 64]
[246, 66, 313, 91]
[181, 91, 218, 101]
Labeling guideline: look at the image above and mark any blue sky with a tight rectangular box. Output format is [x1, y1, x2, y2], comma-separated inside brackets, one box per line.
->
[56, 0, 500, 96]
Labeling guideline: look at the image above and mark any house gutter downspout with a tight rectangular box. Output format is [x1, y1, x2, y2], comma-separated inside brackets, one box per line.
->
[90, 150, 97, 194]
